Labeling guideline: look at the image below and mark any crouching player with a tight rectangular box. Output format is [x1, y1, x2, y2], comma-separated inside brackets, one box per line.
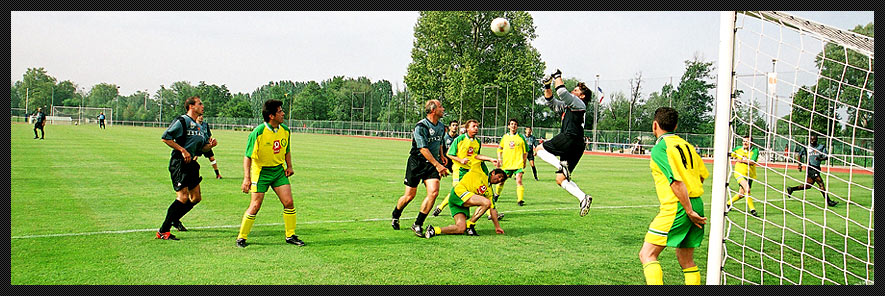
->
[424, 168, 508, 238]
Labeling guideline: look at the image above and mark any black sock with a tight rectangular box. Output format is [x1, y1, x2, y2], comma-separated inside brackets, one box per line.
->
[392, 206, 403, 219]
[214, 169, 220, 176]
[177, 200, 198, 222]
[160, 200, 187, 232]
[415, 212, 428, 226]
[531, 165, 538, 179]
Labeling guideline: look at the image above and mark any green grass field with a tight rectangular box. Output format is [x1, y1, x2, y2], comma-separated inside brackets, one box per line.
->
[10, 123, 873, 285]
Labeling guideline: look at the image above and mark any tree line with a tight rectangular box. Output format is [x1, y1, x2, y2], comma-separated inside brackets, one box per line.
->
[10, 12, 871, 141]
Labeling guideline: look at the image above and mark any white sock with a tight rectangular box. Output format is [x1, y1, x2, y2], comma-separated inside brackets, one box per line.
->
[536, 149, 562, 170]
[561, 180, 586, 202]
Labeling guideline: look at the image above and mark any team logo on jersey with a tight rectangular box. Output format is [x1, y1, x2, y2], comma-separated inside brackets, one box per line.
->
[467, 147, 475, 157]
[273, 140, 281, 154]
[477, 185, 487, 195]
[509, 141, 515, 149]
[281, 138, 288, 148]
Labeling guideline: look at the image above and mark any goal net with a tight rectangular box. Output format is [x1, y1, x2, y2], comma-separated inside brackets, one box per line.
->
[51, 106, 114, 126]
[707, 11, 874, 285]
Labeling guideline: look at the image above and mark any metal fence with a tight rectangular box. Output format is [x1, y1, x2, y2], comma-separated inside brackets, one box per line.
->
[14, 115, 872, 168]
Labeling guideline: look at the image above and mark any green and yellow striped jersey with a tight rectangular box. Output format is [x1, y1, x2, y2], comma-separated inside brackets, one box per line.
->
[649, 133, 709, 202]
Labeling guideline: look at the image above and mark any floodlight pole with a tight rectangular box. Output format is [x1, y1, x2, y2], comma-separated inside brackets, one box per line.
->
[593, 74, 599, 151]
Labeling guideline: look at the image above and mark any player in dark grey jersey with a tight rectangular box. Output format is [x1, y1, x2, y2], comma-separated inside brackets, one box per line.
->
[391, 99, 450, 237]
[33, 107, 46, 139]
[534, 69, 593, 217]
[786, 134, 838, 207]
[155, 96, 218, 240]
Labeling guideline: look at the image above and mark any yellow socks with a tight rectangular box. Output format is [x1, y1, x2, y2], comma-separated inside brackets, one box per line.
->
[283, 208, 297, 237]
[683, 266, 701, 285]
[643, 261, 663, 285]
[517, 185, 525, 202]
[237, 213, 256, 240]
[746, 196, 756, 211]
[730, 193, 756, 211]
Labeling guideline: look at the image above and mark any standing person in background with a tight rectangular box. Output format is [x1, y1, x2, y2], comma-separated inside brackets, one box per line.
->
[443, 120, 459, 175]
[98, 112, 106, 129]
[196, 115, 222, 179]
[33, 107, 46, 139]
[524, 127, 540, 181]
[496, 119, 529, 207]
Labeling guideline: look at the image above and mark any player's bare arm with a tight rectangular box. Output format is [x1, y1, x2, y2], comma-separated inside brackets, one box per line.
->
[284, 152, 294, 177]
[163, 138, 192, 163]
[241, 156, 252, 193]
[671, 180, 706, 228]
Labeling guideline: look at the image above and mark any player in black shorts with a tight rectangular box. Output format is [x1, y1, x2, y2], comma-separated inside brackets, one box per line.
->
[391, 99, 450, 237]
[155, 96, 218, 240]
[524, 127, 540, 181]
[533, 69, 593, 217]
[443, 120, 459, 174]
[197, 115, 222, 179]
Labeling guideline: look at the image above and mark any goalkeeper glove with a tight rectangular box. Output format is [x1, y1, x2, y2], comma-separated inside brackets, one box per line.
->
[551, 69, 562, 79]
[542, 75, 553, 89]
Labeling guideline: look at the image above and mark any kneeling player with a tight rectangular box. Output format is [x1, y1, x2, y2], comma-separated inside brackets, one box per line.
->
[424, 168, 508, 238]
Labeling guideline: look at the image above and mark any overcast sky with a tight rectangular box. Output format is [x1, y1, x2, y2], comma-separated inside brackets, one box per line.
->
[11, 11, 873, 103]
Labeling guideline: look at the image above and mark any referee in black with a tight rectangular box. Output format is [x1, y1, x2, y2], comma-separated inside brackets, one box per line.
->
[155, 96, 218, 240]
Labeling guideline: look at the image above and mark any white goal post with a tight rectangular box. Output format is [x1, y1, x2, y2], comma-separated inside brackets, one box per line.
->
[51, 106, 114, 126]
[708, 11, 874, 285]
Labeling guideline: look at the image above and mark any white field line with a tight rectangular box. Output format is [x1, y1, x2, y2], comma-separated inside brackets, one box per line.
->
[11, 204, 660, 240]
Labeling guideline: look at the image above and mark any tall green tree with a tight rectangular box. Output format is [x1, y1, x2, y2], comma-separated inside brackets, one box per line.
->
[404, 11, 545, 127]
[16, 67, 57, 112]
[671, 56, 716, 134]
[798, 22, 874, 138]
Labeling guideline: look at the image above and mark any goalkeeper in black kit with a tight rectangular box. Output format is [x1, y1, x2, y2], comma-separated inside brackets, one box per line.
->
[533, 69, 593, 217]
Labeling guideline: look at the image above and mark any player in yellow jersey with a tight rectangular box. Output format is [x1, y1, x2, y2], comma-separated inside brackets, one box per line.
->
[424, 168, 508, 238]
[496, 118, 529, 206]
[726, 136, 759, 217]
[235, 99, 304, 248]
[638, 107, 709, 285]
[431, 119, 499, 217]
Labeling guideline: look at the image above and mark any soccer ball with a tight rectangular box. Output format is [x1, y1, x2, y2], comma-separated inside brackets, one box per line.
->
[491, 18, 511, 36]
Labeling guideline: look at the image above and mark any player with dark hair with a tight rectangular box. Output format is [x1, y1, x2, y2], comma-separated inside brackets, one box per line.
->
[534, 69, 593, 216]
[33, 107, 46, 139]
[235, 99, 304, 248]
[496, 118, 529, 206]
[97, 112, 106, 129]
[432, 119, 499, 217]
[391, 99, 450, 237]
[156, 96, 217, 240]
[639, 107, 709, 285]
[424, 168, 508, 238]
[786, 134, 838, 207]
[726, 135, 759, 217]
[443, 120, 460, 174]
[196, 115, 222, 179]
[524, 126, 540, 182]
